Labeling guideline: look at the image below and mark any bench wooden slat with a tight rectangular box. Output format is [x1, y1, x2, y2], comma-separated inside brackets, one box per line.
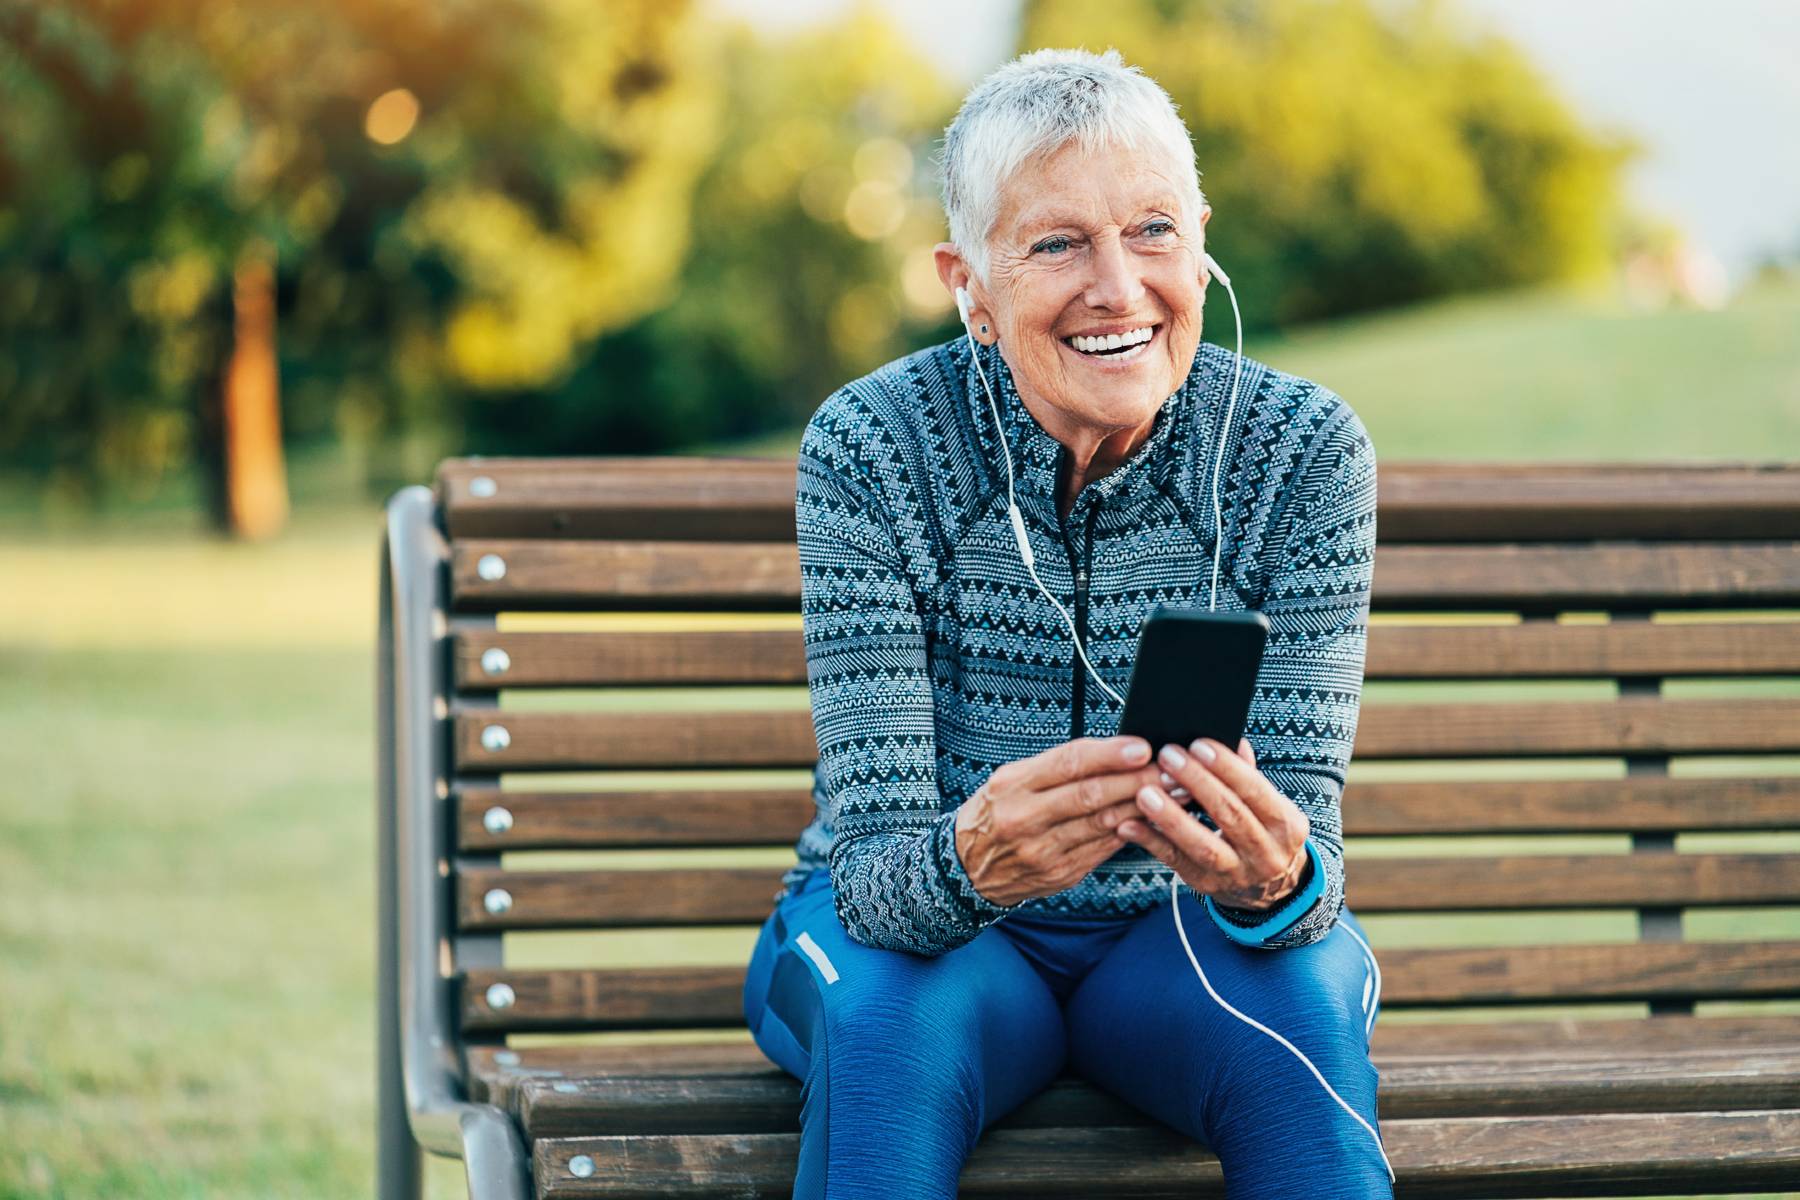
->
[449, 539, 1800, 610]
[453, 697, 1800, 770]
[1349, 776, 1800, 837]
[451, 621, 1800, 689]
[456, 709, 818, 770]
[531, 1109, 1800, 1198]
[457, 786, 817, 849]
[441, 458, 800, 542]
[437, 459, 1800, 543]
[460, 941, 1800, 1031]
[1378, 462, 1800, 542]
[455, 629, 809, 689]
[511, 1049, 1800, 1139]
[452, 541, 802, 611]
[456, 854, 1800, 931]
[456, 777, 1800, 850]
[1375, 542, 1800, 610]
[464, 1014, 1800, 1110]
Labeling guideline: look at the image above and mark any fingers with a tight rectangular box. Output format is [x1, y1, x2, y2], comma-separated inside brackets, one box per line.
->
[1191, 738, 1284, 826]
[1058, 796, 1146, 861]
[1127, 782, 1240, 875]
[1040, 763, 1165, 848]
[1115, 816, 1197, 876]
[1011, 735, 1151, 793]
[1207, 737, 1310, 851]
[1155, 741, 1282, 866]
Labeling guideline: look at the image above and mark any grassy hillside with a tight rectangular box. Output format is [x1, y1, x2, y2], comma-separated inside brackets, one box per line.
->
[697, 272, 1800, 462]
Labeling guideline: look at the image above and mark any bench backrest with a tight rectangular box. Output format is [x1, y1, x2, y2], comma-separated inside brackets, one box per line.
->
[397, 458, 1800, 1042]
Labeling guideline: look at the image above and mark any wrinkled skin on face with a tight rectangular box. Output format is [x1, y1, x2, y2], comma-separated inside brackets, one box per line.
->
[936, 138, 1213, 518]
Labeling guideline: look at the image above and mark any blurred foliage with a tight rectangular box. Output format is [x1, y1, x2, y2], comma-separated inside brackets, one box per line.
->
[462, 7, 959, 457]
[0, 0, 1638, 503]
[0, 0, 724, 499]
[1026, 0, 1640, 327]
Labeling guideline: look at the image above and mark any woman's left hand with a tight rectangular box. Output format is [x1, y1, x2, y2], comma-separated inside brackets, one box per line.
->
[1119, 736, 1311, 911]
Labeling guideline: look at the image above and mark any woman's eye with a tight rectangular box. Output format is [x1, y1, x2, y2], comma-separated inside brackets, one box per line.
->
[1033, 236, 1071, 255]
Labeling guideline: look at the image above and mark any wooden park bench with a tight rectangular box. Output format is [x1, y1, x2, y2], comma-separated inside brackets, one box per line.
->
[377, 457, 1800, 1198]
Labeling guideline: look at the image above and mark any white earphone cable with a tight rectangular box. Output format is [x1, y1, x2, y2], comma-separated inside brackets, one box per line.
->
[1204, 256, 1244, 614]
[959, 252, 1393, 1185]
[964, 326, 1127, 710]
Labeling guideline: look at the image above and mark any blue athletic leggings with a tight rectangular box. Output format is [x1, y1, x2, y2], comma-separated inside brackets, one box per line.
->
[743, 866, 1391, 1200]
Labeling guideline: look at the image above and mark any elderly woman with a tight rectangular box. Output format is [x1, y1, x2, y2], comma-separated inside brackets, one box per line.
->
[742, 47, 1388, 1199]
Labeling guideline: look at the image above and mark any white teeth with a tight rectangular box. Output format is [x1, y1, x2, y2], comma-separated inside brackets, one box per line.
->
[1066, 326, 1154, 354]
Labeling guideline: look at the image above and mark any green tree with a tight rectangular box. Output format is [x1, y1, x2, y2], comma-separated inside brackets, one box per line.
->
[459, 6, 961, 456]
[0, 0, 722, 504]
[1023, 0, 1640, 329]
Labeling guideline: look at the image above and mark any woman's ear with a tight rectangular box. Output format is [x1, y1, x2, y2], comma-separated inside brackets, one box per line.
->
[1196, 205, 1215, 284]
[933, 243, 994, 342]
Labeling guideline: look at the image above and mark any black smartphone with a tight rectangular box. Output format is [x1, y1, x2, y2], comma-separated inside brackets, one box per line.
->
[1118, 606, 1269, 801]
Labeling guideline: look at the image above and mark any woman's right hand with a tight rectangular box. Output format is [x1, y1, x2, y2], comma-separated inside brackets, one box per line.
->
[954, 735, 1161, 908]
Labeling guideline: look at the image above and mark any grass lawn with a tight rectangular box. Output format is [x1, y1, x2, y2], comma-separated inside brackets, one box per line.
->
[4, 275, 1798, 1198]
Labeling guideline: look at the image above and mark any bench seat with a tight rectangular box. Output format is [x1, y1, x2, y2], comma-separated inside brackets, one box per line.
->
[519, 1111, 1800, 1199]
[468, 1013, 1800, 1129]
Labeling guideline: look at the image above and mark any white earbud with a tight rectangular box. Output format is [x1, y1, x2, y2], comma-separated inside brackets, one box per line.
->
[1201, 250, 1231, 287]
[955, 285, 972, 326]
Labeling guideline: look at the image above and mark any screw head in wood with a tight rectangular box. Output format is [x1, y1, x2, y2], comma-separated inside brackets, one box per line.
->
[476, 554, 507, 581]
[485, 982, 515, 1010]
[481, 725, 511, 752]
[470, 475, 497, 498]
[569, 1155, 595, 1178]
[480, 647, 511, 676]
[482, 806, 514, 835]
[483, 888, 513, 915]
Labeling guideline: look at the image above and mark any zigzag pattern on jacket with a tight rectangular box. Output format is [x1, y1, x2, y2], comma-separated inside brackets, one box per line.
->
[783, 332, 1377, 955]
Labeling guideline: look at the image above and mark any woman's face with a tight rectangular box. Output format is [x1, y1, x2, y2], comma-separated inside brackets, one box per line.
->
[939, 138, 1211, 452]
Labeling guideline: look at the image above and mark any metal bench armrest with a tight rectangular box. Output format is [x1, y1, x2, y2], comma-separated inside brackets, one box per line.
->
[379, 485, 531, 1200]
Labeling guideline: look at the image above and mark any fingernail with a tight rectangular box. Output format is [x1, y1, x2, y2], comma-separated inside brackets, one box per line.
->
[1158, 745, 1185, 769]
[1192, 739, 1217, 764]
[1121, 740, 1149, 764]
[1159, 771, 1175, 788]
[1138, 786, 1164, 812]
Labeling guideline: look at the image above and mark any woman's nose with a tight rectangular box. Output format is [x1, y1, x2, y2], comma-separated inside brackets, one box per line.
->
[1084, 235, 1147, 313]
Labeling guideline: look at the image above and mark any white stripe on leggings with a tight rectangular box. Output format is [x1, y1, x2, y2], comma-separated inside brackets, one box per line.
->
[795, 930, 840, 984]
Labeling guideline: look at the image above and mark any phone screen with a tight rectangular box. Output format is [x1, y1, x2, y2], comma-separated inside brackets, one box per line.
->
[1117, 605, 1269, 770]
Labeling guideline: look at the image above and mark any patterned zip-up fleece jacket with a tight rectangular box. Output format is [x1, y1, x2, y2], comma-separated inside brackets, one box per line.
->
[779, 332, 1377, 955]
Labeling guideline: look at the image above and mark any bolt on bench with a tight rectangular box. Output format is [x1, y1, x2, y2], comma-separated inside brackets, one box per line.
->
[378, 458, 1800, 1199]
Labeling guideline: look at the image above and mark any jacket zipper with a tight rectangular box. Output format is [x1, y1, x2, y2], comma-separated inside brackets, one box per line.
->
[1061, 500, 1100, 738]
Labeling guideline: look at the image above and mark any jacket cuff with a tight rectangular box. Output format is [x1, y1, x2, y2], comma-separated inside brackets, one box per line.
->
[932, 808, 1017, 928]
[1204, 838, 1325, 947]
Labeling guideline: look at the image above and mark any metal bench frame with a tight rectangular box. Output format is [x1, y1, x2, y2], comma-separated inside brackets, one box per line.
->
[379, 487, 532, 1198]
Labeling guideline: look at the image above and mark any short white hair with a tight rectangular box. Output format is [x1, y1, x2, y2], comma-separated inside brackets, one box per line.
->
[938, 47, 1207, 284]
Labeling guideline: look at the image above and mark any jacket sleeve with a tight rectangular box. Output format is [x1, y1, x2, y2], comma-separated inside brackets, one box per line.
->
[796, 410, 1017, 956]
[1200, 399, 1378, 949]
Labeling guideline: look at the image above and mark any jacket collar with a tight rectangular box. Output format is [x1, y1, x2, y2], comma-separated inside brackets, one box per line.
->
[961, 335, 1205, 525]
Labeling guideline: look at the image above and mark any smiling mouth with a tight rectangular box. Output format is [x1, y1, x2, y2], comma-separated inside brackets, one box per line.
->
[1061, 324, 1160, 361]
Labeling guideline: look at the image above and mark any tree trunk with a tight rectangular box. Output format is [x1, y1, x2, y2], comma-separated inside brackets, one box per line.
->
[219, 240, 288, 539]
